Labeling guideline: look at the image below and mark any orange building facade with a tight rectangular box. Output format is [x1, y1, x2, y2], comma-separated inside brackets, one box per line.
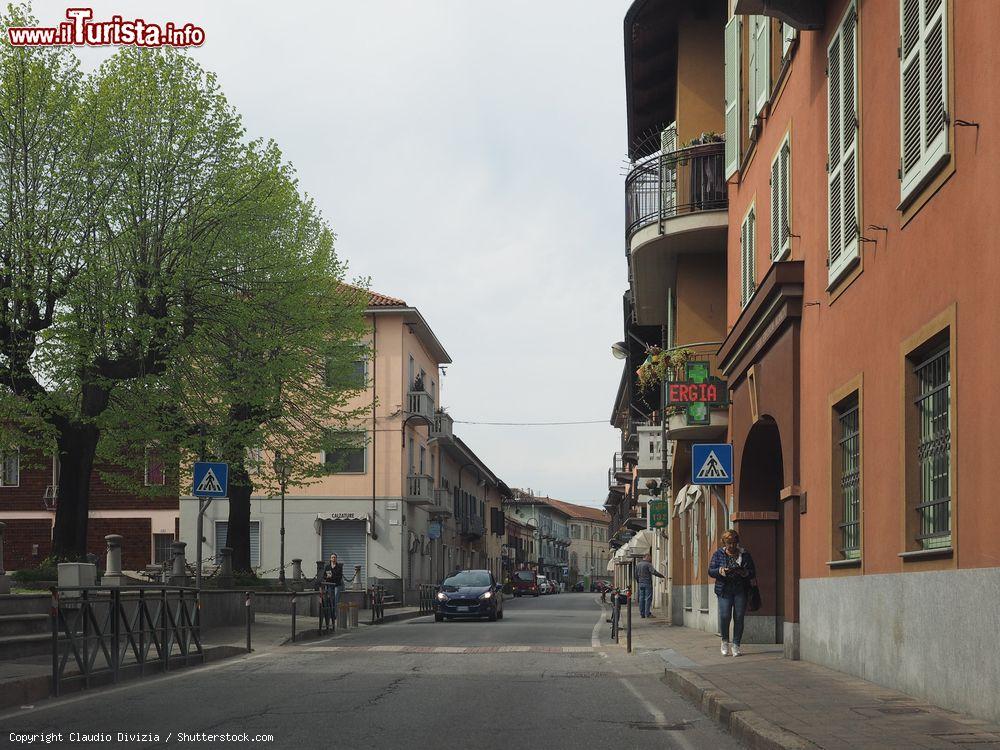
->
[618, 0, 1000, 722]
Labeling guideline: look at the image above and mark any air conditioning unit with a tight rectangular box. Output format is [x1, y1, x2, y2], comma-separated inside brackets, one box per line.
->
[43, 484, 58, 511]
[660, 122, 678, 154]
[638, 426, 675, 475]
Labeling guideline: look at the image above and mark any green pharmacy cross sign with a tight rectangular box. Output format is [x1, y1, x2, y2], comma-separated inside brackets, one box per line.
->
[665, 360, 729, 426]
[648, 499, 670, 529]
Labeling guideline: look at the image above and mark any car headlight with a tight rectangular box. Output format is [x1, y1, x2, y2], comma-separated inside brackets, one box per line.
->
[480, 590, 492, 599]
[436, 592, 448, 601]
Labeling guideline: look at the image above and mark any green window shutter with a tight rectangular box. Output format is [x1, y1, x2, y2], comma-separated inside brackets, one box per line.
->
[782, 22, 798, 58]
[724, 16, 741, 178]
[747, 17, 758, 135]
[754, 16, 771, 118]
[770, 156, 781, 259]
[741, 207, 756, 307]
[779, 138, 791, 257]
[828, 3, 859, 285]
[900, 0, 949, 202]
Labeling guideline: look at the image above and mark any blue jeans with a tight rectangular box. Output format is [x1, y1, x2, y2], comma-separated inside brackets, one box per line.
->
[638, 582, 653, 617]
[323, 584, 343, 620]
[717, 589, 747, 645]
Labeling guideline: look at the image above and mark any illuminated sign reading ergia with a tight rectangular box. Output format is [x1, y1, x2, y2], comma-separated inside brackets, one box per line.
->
[666, 380, 728, 405]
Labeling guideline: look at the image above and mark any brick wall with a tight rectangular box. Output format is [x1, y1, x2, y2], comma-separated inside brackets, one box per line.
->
[87, 518, 152, 570]
[2, 518, 53, 570]
[0, 451, 178, 513]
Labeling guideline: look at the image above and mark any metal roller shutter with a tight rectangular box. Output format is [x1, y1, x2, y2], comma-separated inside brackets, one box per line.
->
[214, 521, 260, 568]
[322, 520, 367, 586]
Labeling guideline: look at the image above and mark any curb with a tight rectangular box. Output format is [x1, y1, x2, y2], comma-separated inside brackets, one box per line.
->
[662, 668, 818, 750]
[280, 609, 427, 646]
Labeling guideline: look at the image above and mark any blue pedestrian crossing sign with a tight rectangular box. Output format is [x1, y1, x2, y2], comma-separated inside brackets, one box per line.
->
[192, 462, 229, 497]
[692, 444, 733, 485]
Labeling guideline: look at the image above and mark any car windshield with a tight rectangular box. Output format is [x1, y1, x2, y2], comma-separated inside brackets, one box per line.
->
[442, 571, 491, 588]
[513, 571, 534, 582]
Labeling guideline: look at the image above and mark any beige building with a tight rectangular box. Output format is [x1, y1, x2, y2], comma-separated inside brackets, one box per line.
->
[180, 288, 509, 603]
[543, 498, 610, 586]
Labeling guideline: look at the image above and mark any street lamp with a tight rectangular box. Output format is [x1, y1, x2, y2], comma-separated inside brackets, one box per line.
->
[273, 450, 291, 587]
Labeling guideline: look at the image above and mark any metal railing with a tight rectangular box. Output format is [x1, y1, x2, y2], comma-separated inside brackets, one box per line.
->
[460, 515, 485, 539]
[50, 586, 203, 697]
[625, 141, 727, 244]
[418, 584, 439, 615]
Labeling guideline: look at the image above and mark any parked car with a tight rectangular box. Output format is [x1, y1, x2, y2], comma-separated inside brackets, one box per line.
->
[511, 569, 540, 597]
[434, 569, 504, 622]
[572, 581, 585, 592]
[591, 579, 611, 593]
[537, 575, 550, 594]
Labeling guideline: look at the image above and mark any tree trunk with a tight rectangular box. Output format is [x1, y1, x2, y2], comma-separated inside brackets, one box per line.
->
[51, 423, 100, 560]
[227, 467, 253, 575]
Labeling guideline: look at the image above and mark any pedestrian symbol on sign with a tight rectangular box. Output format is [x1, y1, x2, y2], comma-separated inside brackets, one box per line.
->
[195, 468, 223, 495]
[691, 444, 733, 486]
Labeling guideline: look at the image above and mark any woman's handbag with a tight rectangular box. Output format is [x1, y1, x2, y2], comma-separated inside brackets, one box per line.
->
[747, 583, 762, 612]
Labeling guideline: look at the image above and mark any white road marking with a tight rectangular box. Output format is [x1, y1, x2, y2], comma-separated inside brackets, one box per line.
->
[620, 676, 697, 750]
[592, 595, 606, 648]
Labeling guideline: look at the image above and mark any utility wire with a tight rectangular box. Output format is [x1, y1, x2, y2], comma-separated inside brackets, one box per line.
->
[453, 419, 608, 426]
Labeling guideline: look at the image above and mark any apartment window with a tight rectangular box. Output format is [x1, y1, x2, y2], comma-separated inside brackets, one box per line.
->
[770, 135, 791, 261]
[913, 345, 951, 549]
[827, 2, 859, 285]
[748, 15, 770, 129]
[245, 446, 263, 474]
[323, 430, 366, 473]
[836, 395, 861, 559]
[408, 355, 415, 390]
[154, 533, 175, 565]
[1, 448, 19, 487]
[214, 521, 260, 567]
[740, 205, 757, 308]
[900, 0, 949, 203]
[418, 445, 426, 475]
[453, 487, 460, 517]
[144, 447, 165, 486]
[325, 357, 366, 389]
[570, 524, 581, 539]
[724, 15, 741, 178]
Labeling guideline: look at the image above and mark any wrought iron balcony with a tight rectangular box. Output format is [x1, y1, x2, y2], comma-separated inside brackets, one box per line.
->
[405, 474, 434, 505]
[460, 515, 485, 539]
[625, 141, 727, 245]
[430, 409, 454, 440]
[406, 391, 435, 423]
[428, 487, 452, 517]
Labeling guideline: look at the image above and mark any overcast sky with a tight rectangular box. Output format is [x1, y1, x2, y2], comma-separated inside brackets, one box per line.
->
[36, 0, 633, 508]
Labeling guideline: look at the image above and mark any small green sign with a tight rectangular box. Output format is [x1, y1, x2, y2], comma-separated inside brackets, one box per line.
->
[648, 500, 670, 528]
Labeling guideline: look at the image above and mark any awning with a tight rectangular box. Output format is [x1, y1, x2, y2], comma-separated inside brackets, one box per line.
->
[673, 484, 703, 516]
[625, 529, 656, 557]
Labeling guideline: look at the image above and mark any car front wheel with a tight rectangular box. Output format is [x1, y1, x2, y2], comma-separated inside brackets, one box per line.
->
[434, 614, 444, 622]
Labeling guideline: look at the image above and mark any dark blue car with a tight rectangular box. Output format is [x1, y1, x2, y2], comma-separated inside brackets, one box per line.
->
[434, 570, 504, 622]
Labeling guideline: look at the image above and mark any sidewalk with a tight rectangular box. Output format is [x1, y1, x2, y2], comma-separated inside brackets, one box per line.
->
[617, 613, 1000, 750]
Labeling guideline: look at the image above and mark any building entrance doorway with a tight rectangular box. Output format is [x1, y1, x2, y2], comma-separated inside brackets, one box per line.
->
[737, 417, 784, 643]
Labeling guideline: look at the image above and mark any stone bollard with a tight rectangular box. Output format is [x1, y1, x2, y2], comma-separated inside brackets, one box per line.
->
[102, 534, 125, 587]
[218, 547, 233, 587]
[352, 565, 362, 591]
[0, 522, 8, 594]
[170, 541, 188, 585]
[291, 559, 302, 581]
[337, 602, 349, 630]
[315, 561, 324, 588]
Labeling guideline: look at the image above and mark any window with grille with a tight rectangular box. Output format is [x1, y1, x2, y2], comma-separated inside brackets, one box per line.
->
[740, 206, 757, 308]
[913, 346, 951, 549]
[0, 448, 19, 487]
[900, 0, 949, 204]
[771, 135, 791, 261]
[154, 534, 175, 564]
[828, 2, 859, 285]
[836, 396, 861, 559]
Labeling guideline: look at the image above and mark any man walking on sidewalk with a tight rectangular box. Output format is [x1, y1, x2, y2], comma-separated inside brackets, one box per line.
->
[635, 553, 664, 618]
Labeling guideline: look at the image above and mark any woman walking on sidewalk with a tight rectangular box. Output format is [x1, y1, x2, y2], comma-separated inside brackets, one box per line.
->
[708, 529, 756, 657]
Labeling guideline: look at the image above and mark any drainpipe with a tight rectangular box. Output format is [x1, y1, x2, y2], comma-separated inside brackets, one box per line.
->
[371, 315, 378, 541]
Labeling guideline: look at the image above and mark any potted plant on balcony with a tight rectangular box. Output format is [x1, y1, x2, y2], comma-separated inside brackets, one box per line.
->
[636, 346, 695, 392]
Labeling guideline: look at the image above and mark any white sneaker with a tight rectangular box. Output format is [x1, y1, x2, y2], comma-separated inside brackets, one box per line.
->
[731, 643, 742, 657]
[720, 641, 730, 656]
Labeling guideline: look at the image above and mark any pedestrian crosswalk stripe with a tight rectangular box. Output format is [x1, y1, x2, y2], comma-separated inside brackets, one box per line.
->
[303, 645, 596, 654]
[695, 450, 730, 481]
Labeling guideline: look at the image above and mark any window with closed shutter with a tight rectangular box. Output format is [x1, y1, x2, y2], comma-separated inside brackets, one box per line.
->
[724, 16, 741, 178]
[827, 2, 859, 285]
[900, 0, 948, 203]
[214, 521, 260, 567]
[770, 135, 791, 261]
[740, 206, 756, 308]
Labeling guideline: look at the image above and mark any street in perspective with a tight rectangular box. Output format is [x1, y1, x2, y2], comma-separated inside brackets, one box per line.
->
[2, 2, 1000, 749]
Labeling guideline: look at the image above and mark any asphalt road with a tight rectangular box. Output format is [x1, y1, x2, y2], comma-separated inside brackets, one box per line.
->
[3, 593, 741, 750]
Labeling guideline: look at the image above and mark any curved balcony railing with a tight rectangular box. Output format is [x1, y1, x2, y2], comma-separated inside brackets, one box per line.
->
[625, 141, 727, 244]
